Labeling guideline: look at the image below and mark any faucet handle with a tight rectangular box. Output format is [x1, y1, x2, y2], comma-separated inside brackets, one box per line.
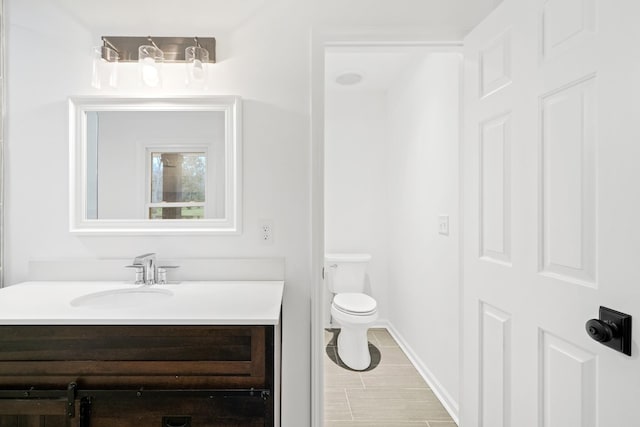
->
[133, 252, 156, 264]
[156, 265, 179, 285]
[125, 264, 145, 284]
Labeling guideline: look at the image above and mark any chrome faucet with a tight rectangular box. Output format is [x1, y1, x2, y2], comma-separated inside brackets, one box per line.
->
[126, 253, 179, 285]
[131, 253, 156, 285]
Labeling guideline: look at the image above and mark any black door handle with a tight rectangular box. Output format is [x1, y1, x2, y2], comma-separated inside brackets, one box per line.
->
[585, 318, 618, 343]
[585, 306, 632, 356]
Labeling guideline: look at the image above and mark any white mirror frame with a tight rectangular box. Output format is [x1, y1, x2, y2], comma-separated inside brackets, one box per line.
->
[69, 96, 242, 235]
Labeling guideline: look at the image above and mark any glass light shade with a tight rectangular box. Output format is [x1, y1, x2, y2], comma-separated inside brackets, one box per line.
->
[185, 46, 209, 86]
[91, 45, 118, 89]
[138, 45, 164, 87]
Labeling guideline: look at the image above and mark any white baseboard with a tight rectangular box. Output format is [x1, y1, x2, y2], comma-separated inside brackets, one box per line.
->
[382, 321, 459, 425]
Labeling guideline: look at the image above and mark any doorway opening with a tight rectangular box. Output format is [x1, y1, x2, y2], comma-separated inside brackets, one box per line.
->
[314, 42, 464, 426]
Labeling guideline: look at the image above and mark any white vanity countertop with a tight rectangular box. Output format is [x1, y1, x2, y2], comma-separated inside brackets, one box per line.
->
[0, 281, 284, 325]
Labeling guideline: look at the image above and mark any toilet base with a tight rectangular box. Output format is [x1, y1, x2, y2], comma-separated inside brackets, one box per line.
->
[336, 325, 371, 370]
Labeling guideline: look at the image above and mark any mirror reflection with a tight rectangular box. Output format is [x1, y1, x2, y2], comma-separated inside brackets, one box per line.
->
[85, 110, 225, 220]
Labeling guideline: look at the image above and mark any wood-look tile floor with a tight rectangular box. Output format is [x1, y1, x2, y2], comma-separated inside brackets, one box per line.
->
[324, 328, 457, 427]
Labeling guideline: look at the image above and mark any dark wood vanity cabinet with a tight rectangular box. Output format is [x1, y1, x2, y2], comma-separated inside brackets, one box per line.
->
[0, 325, 277, 427]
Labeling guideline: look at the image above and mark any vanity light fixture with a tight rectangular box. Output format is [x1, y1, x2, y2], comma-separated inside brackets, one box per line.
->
[93, 35, 216, 89]
[185, 37, 209, 87]
[139, 37, 164, 87]
[91, 37, 119, 89]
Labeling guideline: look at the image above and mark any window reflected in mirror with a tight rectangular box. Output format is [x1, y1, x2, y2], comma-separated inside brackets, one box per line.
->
[149, 151, 206, 220]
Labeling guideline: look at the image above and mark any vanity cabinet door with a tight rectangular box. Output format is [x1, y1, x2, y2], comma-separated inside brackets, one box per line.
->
[0, 325, 275, 426]
[78, 397, 267, 427]
[0, 399, 67, 427]
[0, 397, 270, 427]
[0, 416, 66, 427]
[0, 325, 271, 389]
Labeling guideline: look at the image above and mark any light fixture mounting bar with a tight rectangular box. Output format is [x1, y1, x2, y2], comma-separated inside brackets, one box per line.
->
[101, 36, 216, 63]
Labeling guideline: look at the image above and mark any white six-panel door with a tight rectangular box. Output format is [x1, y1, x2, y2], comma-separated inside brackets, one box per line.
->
[462, 0, 640, 426]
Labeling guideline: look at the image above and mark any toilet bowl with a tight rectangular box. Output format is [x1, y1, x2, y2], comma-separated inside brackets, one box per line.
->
[331, 292, 378, 370]
[325, 253, 378, 371]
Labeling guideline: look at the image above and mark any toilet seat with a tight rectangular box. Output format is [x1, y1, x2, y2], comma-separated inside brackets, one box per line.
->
[333, 293, 377, 316]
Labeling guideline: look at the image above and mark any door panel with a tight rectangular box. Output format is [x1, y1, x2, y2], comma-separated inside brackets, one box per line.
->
[462, 0, 640, 426]
[479, 30, 512, 98]
[540, 75, 597, 286]
[479, 302, 511, 427]
[479, 113, 512, 265]
[540, 330, 597, 427]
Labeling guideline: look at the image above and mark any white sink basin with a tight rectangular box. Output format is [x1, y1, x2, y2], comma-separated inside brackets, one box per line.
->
[70, 286, 173, 309]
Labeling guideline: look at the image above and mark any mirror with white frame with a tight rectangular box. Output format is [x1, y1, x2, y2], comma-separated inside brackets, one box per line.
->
[69, 96, 242, 234]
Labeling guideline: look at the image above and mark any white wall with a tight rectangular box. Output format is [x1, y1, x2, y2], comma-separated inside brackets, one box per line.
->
[324, 90, 389, 324]
[386, 52, 461, 412]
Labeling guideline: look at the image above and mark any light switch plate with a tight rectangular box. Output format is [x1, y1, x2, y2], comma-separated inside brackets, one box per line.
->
[438, 215, 449, 235]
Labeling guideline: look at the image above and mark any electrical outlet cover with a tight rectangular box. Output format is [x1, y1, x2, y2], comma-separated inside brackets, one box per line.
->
[259, 220, 274, 244]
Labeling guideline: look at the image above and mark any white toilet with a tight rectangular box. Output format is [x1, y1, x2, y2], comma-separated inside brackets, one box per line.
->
[325, 253, 378, 370]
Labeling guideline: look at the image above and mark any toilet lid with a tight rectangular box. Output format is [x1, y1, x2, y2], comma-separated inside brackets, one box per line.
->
[333, 293, 377, 315]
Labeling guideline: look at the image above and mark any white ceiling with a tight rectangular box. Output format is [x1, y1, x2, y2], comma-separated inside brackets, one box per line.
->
[317, 0, 501, 38]
[326, 50, 421, 92]
[53, 0, 268, 34]
[52, 0, 500, 37]
[325, 46, 460, 93]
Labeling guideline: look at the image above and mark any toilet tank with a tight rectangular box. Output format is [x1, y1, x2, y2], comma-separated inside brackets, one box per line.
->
[325, 253, 371, 294]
